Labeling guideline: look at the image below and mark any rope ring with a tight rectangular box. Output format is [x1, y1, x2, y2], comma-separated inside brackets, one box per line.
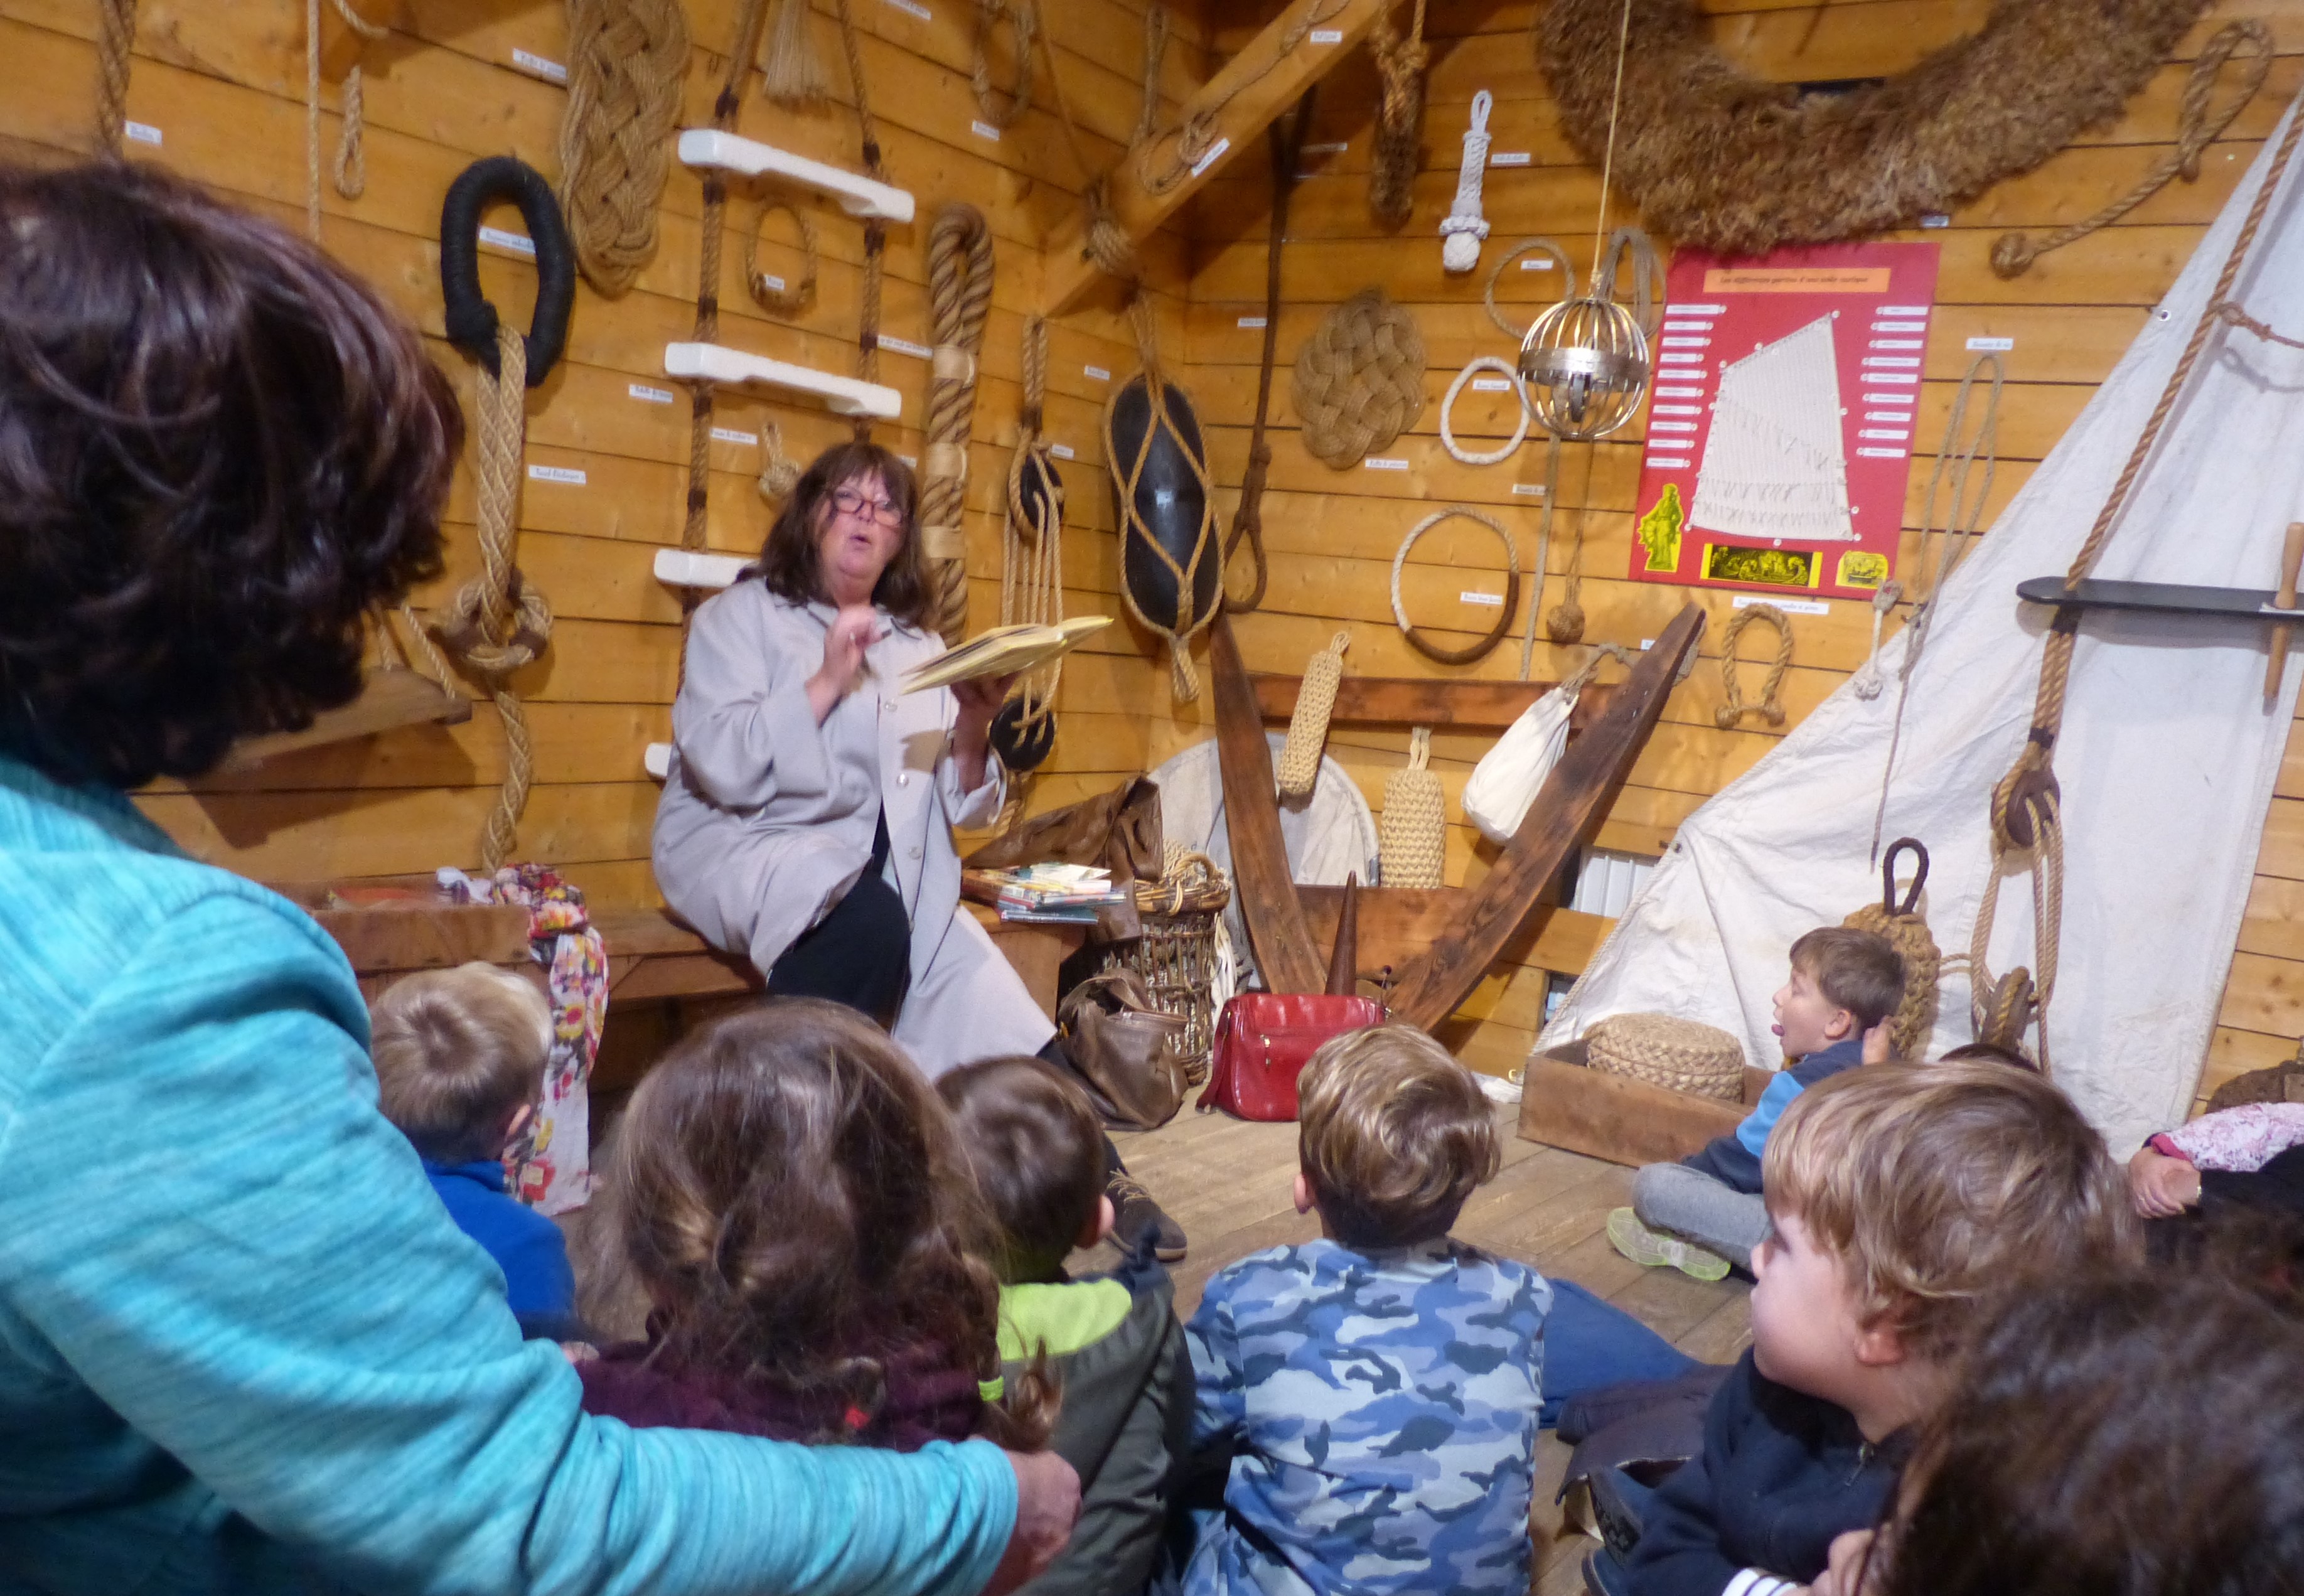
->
[1715, 603, 1792, 729]
[1391, 506, 1521, 667]
[439, 157, 577, 387]
[1440, 356, 1529, 466]
[1484, 237, 1574, 341]
[742, 197, 820, 315]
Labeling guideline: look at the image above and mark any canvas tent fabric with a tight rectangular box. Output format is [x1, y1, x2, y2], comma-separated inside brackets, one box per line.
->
[1541, 100, 2304, 1157]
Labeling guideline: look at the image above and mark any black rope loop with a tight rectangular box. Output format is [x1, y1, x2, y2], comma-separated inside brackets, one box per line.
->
[1882, 837, 1929, 917]
[439, 156, 576, 387]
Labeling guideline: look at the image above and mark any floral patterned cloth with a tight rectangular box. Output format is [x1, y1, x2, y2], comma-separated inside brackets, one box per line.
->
[437, 865, 609, 1214]
[2152, 1101, 2304, 1174]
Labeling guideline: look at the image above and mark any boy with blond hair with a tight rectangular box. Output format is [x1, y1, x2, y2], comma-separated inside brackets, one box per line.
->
[370, 962, 579, 1339]
[1176, 1024, 1552, 1596]
[1587, 1060, 2136, 1596]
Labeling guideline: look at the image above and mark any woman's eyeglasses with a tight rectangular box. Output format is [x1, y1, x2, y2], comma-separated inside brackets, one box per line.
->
[831, 486, 903, 527]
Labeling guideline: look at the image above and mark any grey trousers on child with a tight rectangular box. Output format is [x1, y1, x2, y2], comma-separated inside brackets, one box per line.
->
[1632, 1163, 1771, 1272]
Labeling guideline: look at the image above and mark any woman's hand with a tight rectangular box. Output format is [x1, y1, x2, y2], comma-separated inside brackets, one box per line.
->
[807, 604, 884, 725]
[949, 672, 1017, 793]
[2128, 1145, 2202, 1218]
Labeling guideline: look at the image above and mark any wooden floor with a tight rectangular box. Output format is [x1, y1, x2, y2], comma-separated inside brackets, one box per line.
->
[1086, 1103, 1753, 1595]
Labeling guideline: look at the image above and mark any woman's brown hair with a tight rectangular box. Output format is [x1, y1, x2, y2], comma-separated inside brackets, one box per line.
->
[753, 440, 931, 627]
[609, 999, 1051, 1446]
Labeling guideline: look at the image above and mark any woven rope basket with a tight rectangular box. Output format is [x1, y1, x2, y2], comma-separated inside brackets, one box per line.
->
[1587, 1013, 1745, 1101]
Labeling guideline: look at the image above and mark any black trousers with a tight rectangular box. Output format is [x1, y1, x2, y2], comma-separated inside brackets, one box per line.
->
[765, 811, 911, 1027]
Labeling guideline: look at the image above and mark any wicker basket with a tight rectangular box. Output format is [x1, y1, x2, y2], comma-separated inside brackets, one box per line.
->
[1093, 852, 1233, 1086]
[1586, 1013, 1746, 1101]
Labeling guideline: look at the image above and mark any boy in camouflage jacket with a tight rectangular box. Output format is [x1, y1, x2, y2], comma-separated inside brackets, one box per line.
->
[1175, 1026, 1552, 1596]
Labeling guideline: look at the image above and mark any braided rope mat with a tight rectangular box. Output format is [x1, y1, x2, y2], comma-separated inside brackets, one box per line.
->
[1588, 1012, 1744, 1100]
[560, 0, 690, 296]
[1295, 288, 1427, 468]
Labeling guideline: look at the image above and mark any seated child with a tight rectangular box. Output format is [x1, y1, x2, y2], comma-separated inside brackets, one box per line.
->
[1610, 927, 1904, 1279]
[938, 1056, 1191, 1596]
[578, 997, 1051, 1450]
[1811, 1257, 2304, 1596]
[1590, 1059, 2135, 1596]
[1176, 1023, 1552, 1596]
[371, 963, 579, 1340]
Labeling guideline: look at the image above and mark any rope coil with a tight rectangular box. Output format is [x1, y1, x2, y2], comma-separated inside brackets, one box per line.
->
[559, 0, 691, 296]
[921, 203, 996, 644]
[1380, 726, 1447, 889]
[1295, 287, 1427, 468]
[1278, 631, 1351, 798]
[1715, 604, 1792, 729]
[1440, 89, 1494, 272]
[1391, 506, 1520, 667]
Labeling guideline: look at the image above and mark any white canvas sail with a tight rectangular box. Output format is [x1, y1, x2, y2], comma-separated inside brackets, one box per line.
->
[1540, 101, 2304, 1157]
[1688, 314, 1857, 542]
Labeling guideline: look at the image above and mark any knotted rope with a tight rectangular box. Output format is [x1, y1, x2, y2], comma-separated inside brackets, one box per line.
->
[921, 203, 995, 645]
[1848, 580, 1904, 700]
[1367, 0, 1428, 229]
[1278, 631, 1350, 798]
[1991, 21, 2272, 279]
[761, 0, 830, 107]
[1295, 288, 1427, 467]
[970, 0, 1038, 131]
[1715, 604, 1791, 729]
[1226, 94, 1315, 615]
[1380, 727, 1447, 888]
[560, 0, 690, 296]
[1978, 83, 2304, 1066]
[1546, 496, 1590, 646]
[996, 315, 1066, 771]
[1440, 89, 1493, 272]
[1134, 3, 1170, 148]
[94, 0, 135, 156]
[1843, 837, 1942, 1059]
[304, 0, 387, 238]
[742, 197, 820, 315]
[757, 421, 801, 501]
[1392, 506, 1519, 667]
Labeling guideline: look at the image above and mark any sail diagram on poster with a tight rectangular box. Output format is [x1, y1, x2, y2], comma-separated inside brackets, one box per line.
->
[1688, 314, 1855, 542]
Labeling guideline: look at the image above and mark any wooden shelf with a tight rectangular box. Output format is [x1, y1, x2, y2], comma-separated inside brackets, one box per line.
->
[678, 129, 916, 224]
[222, 668, 468, 771]
[653, 548, 749, 589]
[665, 341, 902, 420]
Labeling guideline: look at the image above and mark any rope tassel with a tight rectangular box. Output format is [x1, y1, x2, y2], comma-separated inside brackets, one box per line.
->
[1440, 90, 1493, 272]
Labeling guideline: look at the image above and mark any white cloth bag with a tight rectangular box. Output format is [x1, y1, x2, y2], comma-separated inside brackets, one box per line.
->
[1463, 682, 1577, 843]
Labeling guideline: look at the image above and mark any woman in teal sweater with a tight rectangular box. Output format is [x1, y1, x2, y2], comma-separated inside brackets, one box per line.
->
[0, 161, 1073, 1595]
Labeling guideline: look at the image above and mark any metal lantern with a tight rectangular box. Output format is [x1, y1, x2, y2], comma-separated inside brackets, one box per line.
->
[1517, 291, 1651, 441]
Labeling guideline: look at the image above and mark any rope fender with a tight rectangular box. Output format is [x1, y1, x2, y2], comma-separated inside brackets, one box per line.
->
[440, 156, 577, 386]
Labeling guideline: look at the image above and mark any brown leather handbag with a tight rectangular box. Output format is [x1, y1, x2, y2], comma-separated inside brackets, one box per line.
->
[1056, 971, 1189, 1131]
[965, 776, 1164, 938]
[1197, 993, 1385, 1122]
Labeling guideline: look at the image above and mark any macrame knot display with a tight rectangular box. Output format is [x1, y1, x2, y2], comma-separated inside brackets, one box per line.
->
[559, 0, 691, 296]
[1587, 1012, 1744, 1101]
[1295, 287, 1427, 468]
[1715, 603, 1792, 729]
[1367, 0, 1428, 228]
[1440, 89, 1494, 273]
[1278, 631, 1350, 798]
[1380, 727, 1446, 889]
[1842, 837, 1941, 1059]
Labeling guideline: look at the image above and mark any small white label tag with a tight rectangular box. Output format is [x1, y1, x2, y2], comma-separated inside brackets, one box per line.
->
[1364, 457, 1409, 471]
[1661, 336, 1710, 348]
[1083, 364, 1111, 382]
[1873, 321, 1927, 332]
[1866, 373, 1920, 385]
[1302, 141, 1349, 155]
[1864, 410, 1912, 422]
[628, 383, 675, 404]
[480, 225, 536, 257]
[1237, 316, 1267, 329]
[879, 335, 932, 359]
[1880, 305, 1931, 316]
[123, 121, 162, 147]
[1049, 442, 1076, 460]
[1511, 483, 1546, 496]
[1658, 354, 1706, 366]
[1489, 151, 1531, 167]
[1966, 335, 2014, 351]
[1650, 421, 1697, 433]
[1646, 458, 1691, 470]
[1867, 339, 1923, 350]
[1737, 594, 1830, 615]
[512, 48, 567, 83]
[1471, 377, 1514, 392]
[1189, 137, 1233, 178]
[897, 453, 918, 468]
[1309, 27, 1343, 43]
[1521, 257, 1556, 270]
[528, 464, 586, 485]
[884, 0, 932, 16]
[1857, 446, 1906, 459]
[756, 273, 786, 292]
[1460, 591, 1504, 607]
[711, 427, 758, 446]
[1655, 385, 1705, 398]
[1858, 429, 1910, 441]
[1673, 303, 1729, 315]
[1919, 212, 1951, 228]
[970, 120, 1002, 141]
[1860, 356, 1921, 368]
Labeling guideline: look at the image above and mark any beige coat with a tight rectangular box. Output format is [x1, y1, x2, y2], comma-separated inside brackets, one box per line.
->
[651, 581, 1054, 1075]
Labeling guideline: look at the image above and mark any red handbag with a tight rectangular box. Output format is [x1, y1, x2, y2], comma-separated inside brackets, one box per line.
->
[1197, 993, 1386, 1121]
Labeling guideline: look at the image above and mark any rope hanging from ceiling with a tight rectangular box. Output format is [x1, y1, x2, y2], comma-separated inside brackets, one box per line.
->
[993, 314, 1066, 773]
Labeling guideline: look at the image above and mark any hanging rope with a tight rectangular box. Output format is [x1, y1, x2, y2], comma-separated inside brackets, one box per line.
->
[1133, 0, 1352, 200]
[1484, 237, 1575, 338]
[741, 198, 820, 315]
[921, 203, 995, 645]
[834, 0, 892, 432]
[94, 0, 136, 156]
[1226, 92, 1314, 615]
[1520, 436, 1565, 678]
[304, 0, 387, 225]
[1440, 88, 1493, 272]
[1295, 288, 1427, 467]
[758, 421, 802, 501]
[1134, 3, 1170, 148]
[970, 0, 1039, 131]
[1978, 95, 2304, 1064]
[1546, 503, 1591, 646]
[1392, 506, 1520, 666]
[560, 0, 690, 296]
[1278, 631, 1351, 798]
[1368, 0, 1428, 228]
[1848, 580, 1905, 700]
[1715, 604, 1791, 729]
[1380, 727, 1447, 888]
[761, 0, 830, 107]
[1991, 21, 2272, 279]
[995, 315, 1066, 772]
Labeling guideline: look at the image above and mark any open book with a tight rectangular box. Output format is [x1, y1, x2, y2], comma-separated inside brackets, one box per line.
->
[900, 615, 1113, 693]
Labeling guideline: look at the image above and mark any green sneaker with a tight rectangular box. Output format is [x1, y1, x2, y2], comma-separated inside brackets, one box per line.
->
[1608, 1207, 1730, 1282]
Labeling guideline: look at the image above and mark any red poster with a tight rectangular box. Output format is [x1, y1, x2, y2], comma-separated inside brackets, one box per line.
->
[1624, 242, 1940, 601]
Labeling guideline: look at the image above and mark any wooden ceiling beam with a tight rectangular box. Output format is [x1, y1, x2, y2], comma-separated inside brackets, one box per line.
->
[1039, 0, 1393, 316]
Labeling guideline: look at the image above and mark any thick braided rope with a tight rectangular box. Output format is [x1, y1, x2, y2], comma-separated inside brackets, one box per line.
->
[1484, 237, 1575, 339]
[1847, 901, 1941, 1059]
[970, 0, 1038, 131]
[1968, 792, 2062, 1073]
[1366, 0, 1428, 228]
[1295, 288, 1427, 467]
[742, 198, 820, 314]
[560, 0, 690, 297]
[1715, 604, 1791, 729]
[1440, 89, 1493, 271]
[1002, 316, 1065, 723]
[1993, 21, 2271, 279]
[1278, 631, 1349, 797]
[921, 203, 995, 644]
[1380, 726, 1447, 889]
[94, 0, 135, 156]
[1391, 506, 1519, 666]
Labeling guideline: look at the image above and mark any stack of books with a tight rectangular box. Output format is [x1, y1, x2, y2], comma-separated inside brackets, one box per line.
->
[974, 863, 1131, 924]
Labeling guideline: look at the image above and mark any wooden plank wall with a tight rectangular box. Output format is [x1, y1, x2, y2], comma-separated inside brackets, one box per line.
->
[1146, 0, 2304, 1099]
[0, 0, 1201, 906]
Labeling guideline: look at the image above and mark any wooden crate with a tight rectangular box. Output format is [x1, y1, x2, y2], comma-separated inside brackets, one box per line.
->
[1516, 1040, 1768, 1167]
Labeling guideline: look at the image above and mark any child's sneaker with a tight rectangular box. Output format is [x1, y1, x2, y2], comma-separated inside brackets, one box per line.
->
[1607, 1207, 1730, 1282]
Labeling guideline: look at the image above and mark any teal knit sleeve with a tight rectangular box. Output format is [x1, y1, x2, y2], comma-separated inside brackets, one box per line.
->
[0, 886, 1014, 1596]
